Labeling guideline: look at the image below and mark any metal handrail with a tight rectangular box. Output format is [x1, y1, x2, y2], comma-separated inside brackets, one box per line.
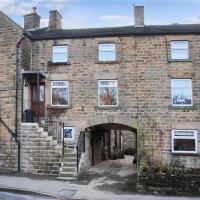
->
[62, 122, 65, 159]
[0, 117, 18, 142]
[41, 117, 63, 143]
[41, 118, 65, 160]
[76, 131, 85, 173]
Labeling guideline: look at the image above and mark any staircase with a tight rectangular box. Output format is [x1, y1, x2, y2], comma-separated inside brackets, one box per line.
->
[21, 123, 61, 175]
[58, 146, 77, 179]
[40, 119, 79, 179]
[21, 119, 82, 179]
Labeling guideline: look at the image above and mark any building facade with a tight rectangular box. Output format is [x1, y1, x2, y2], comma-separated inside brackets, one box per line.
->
[0, 6, 199, 178]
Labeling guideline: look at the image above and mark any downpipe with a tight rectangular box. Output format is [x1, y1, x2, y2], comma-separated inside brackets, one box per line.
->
[15, 32, 30, 173]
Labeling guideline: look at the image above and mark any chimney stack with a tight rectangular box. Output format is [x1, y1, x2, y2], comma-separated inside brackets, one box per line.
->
[134, 5, 144, 27]
[24, 7, 40, 30]
[48, 10, 62, 30]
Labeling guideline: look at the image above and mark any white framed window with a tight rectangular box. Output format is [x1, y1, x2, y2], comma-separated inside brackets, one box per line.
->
[51, 81, 69, 106]
[98, 80, 118, 106]
[170, 41, 189, 60]
[171, 79, 192, 106]
[63, 127, 75, 141]
[172, 130, 197, 154]
[99, 43, 116, 61]
[52, 46, 68, 62]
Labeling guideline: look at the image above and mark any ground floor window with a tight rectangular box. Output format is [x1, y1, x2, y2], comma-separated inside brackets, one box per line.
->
[51, 81, 69, 106]
[172, 130, 197, 153]
[98, 80, 118, 106]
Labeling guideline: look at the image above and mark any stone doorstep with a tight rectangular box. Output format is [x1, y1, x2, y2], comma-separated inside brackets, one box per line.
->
[62, 162, 77, 167]
[59, 172, 77, 178]
[57, 176, 77, 180]
[64, 153, 77, 157]
[60, 167, 76, 173]
[63, 158, 77, 162]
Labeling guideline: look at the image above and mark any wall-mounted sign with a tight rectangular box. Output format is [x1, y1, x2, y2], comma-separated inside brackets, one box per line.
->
[63, 127, 75, 140]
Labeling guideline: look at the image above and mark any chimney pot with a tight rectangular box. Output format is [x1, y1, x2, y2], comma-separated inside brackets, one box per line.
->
[134, 5, 144, 27]
[33, 7, 37, 14]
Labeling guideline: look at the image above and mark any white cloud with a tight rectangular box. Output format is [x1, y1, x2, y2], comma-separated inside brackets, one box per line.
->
[99, 15, 132, 21]
[187, 16, 200, 24]
[41, 17, 85, 29]
[0, 0, 27, 15]
[27, 0, 72, 10]
[40, 18, 49, 27]
[0, 0, 73, 16]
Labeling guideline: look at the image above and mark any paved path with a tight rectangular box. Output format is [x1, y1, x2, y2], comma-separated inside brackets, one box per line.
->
[0, 159, 199, 200]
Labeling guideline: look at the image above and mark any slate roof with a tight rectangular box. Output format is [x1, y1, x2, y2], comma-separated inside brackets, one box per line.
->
[29, 24, 200, 40]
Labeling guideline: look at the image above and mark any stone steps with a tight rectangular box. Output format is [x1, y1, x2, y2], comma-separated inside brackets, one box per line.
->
[22, 123, 78, 179]
[21, 123, 62, 176]
[60, 166, 76, 173]
[62, 157, 77, 163]
[64, 153, 76, 157]
[58, 172, 76, 179]
[58, 147, 77, 179]
[62, 162, 77, 167]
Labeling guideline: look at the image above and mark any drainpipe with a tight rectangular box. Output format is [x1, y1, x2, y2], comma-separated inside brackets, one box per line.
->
[15, 31, 31, 173]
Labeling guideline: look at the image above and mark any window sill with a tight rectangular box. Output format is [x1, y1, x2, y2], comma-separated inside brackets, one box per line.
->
[168, 59, 193, 63]
[47, 61, 71, 66]
[171, 152, 199, 156]
[94, 106, 121, 110]
[47, 105, 72, 109]
[95, 61, 119, 64]
[168, 105, 197, 110]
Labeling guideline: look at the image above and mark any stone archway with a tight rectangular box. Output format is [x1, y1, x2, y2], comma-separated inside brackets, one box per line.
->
[84, 115, 138, 168]
[78, 119, 138, 192]
[87, 115, 138, 131]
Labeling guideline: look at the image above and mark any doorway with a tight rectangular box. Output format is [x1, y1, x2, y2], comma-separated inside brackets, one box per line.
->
[31, 83, 45, 118]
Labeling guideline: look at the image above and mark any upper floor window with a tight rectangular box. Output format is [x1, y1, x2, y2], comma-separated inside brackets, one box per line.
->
[98, 80, 118, 106]
[172, 130, 197, 154]
[171, 79, 192, 106]
[51, 81, 69, 106]
[170, 41, 189, 60]
[99, 43, 116, 61]
[52, 46, 68, 63]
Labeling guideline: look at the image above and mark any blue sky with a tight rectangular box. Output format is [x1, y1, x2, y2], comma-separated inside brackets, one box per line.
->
[2, 0, 200, 29]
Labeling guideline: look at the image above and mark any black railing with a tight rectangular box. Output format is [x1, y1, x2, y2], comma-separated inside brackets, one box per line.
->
[62, 122, 65, 159]
[76, 131, 85, 173]
[40, 117, 63, 143]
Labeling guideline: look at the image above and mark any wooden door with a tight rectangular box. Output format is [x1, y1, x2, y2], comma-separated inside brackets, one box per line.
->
[31, 83, 45, 117]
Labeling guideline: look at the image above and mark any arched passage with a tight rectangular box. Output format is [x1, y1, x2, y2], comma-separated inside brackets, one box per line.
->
[85, 123, 137, 166]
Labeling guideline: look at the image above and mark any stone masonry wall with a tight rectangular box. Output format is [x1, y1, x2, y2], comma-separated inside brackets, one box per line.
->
[122, 130, 136, 150]
[0, 11, 24, 172]
[137, 172, 200, 195]
[31, 34, 200, 170]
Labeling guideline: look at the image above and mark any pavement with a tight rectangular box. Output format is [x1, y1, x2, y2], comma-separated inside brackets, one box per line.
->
[0, 158, 200, 200]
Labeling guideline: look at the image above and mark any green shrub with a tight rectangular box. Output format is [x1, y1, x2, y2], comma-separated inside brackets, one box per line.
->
[139, 158, 189, 176]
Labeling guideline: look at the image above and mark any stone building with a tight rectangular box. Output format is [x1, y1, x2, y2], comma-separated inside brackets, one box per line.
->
[0, 6, 200, 178]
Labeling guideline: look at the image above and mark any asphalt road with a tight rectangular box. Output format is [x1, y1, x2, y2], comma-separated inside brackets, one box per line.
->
[0, 192, 57, 200]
